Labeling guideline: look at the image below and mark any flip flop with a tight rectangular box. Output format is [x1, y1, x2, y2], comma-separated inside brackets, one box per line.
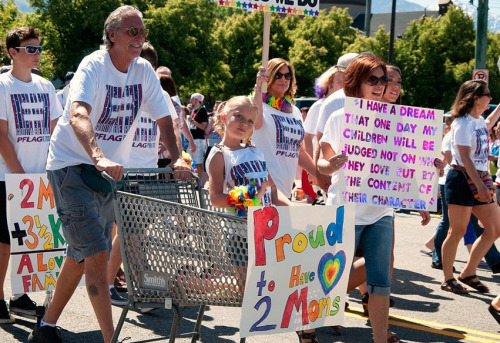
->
[420, 249, 432, 257]
[458, 274, 490, 293]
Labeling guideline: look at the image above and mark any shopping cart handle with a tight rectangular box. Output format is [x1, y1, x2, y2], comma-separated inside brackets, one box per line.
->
[101, 170, 119, 192]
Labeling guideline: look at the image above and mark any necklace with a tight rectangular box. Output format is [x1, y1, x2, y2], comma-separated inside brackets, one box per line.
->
[262, 93, 293, 112]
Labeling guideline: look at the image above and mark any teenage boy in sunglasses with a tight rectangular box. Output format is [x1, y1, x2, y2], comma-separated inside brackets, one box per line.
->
[29, 5, 188, 343]
[0, 27, 62, 325]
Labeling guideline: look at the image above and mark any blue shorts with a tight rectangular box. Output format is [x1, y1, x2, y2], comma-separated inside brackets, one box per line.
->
[445, 169, 492, 207]
[47, 166, 114, 263]
[354, 215, 393, 296]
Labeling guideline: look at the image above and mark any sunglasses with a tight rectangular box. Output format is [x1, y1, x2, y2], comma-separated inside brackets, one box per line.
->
[480, 92, 491, 98]
[275, 71, 292, 80]
[16, 45, 42, 54]
[366, 75, 389, 86]
[124, 26, 149, 38]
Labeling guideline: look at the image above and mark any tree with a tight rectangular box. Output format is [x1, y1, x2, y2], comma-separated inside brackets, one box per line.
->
[0, 0, 22, 66]
[28, 0, 121, 78]
[288, 8, 356, 97]
[146, 0, 226, 103]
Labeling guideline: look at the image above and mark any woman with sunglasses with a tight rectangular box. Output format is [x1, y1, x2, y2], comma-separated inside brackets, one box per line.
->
[441, 80, 500, 294]
[317, 54, 397, 343]
[253, 58, 328, 199]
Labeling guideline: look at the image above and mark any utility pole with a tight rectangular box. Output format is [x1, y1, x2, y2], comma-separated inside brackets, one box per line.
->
[365, 0, 372, 37]
[388, 0, 396, 63]
[475, 0, 488, 69]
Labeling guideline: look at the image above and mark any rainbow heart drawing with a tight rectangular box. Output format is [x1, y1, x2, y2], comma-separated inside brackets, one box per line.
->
[7, 193, 14, 201]
[317, 251, 346, 295]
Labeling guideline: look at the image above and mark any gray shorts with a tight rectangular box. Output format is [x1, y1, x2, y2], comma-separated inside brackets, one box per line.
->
[47, 165, 114, 263]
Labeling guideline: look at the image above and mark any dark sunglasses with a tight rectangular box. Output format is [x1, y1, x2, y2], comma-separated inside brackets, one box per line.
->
[124, 26, 149, 38]
[16, 45, 42, 54]
[275, 71, 292, 80]
[480, 92, 491, 98]
[366, 75, 389, 86]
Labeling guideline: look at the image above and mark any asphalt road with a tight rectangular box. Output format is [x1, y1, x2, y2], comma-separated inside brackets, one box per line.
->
[2, 212, 500, 342]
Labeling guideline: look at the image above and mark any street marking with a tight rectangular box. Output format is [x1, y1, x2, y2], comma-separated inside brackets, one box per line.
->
[346, 306, 500, 343]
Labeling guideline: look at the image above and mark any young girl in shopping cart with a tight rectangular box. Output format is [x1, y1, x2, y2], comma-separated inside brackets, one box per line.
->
[205, 75, 291, 215]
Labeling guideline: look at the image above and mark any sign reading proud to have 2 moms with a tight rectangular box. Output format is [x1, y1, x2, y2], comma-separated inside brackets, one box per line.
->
[215, 0, 320, 16]
[240, 205, 354, 338]
[6, 174, 73, 294]
[340, 97, 443, 212]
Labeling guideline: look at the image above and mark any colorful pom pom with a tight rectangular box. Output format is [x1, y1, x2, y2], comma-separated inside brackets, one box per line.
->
[226, 181, 261, 217]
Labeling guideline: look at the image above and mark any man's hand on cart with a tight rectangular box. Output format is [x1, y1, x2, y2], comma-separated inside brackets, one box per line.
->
[96, 157, 123, 181]
[170, 158, 191, 179]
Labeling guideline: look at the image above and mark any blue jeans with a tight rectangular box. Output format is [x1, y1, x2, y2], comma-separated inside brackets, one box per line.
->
[433, 185, 500, 268]
[354, 215, 393, 295]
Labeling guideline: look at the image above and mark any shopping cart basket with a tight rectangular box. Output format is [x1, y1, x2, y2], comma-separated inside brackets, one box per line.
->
[106, 169, 247, 343]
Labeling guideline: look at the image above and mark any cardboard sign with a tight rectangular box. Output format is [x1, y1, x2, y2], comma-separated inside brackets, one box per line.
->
[6, 174, 80, 293]
[215, 0, 319, 16]
[339, 97, 443, 211]
[240, 205, 354, 338]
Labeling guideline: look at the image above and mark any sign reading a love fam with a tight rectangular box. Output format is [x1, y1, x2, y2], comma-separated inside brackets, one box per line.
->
[240, 205, 354, 338]
[215, 0, 320, 16]
[6, 174, 82, 294]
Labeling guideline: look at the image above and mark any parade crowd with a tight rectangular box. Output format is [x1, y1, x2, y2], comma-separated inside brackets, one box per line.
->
[1, 4, 500, 343]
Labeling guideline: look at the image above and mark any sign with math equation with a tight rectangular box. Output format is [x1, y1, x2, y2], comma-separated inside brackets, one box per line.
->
[6, 174, 81, 294]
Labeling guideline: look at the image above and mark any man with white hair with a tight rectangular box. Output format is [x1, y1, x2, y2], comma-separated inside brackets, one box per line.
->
[29, 5, 187, 343]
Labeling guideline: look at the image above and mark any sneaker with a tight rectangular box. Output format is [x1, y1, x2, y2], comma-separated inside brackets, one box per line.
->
[0, 300, 15, 324]
[28, 323, 62, 343]
[110, 287, 128, 306]
[10, 294, 37, 316]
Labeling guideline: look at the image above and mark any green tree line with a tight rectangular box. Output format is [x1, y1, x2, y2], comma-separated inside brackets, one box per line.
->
[0, 0, 499, 111]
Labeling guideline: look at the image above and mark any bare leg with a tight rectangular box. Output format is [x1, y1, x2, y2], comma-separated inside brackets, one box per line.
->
[461, 204, 500, 279]
[84, 250, 114, 343]
[107, 224, 122, 286]
[442, 204, 470, 282]
[0, 242, 10, 300]
[369, 294, 389, 343]
[43, 257, 84, 324]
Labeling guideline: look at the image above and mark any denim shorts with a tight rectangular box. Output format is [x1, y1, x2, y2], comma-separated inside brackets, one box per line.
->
[445, 169, 491, 207]
[47, 165, 114, 263]
[354, 215, 393, 296]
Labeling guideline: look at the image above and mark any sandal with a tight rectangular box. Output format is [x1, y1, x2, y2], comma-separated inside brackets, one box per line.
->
[489, 304, 500, 325]
[458, 274, 489, 293]
[296, 330, 319, 343]
[387, 329, 404, 343]
[441, 278, 469, 294]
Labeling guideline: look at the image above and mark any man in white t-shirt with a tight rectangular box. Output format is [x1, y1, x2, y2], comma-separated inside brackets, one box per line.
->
[29, 6, 188, 343]
[0, 26, 62, 325]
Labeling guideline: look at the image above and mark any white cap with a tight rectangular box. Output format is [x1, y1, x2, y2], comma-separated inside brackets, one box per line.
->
[336, 53, 359, 70]
[190, 93, 204, 103]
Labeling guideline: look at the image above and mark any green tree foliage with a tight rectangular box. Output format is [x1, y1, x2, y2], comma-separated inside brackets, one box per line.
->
[28, 0, 121, 78]
[288, 8, 356, 97]
[0, 0, 22, 65]
[213, 10, 293, 100]
[346, 25, 390, 61]
[146, 0, 228, 103]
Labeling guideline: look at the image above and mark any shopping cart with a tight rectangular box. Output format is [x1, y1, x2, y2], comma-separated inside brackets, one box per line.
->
[106, 169, 247, 343]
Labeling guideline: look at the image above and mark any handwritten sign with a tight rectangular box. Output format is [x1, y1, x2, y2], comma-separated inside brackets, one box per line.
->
[339, 97, 443, 211]
[240, 205, 354, 338]
[6, 174, 79, 294]
[215, 0, 319, 16]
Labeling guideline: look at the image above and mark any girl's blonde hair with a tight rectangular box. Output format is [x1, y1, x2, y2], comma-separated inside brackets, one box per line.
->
[214, 96, 258, 145]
